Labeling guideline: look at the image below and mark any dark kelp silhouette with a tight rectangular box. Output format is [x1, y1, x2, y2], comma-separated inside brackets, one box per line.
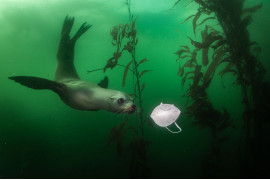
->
[105, 0, 151, 178]
[175, 22, 233, 177]
[107, 119, 151, 178]
[175, 0, 270, 178]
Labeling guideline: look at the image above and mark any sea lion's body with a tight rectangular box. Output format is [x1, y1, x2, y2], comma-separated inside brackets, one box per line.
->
[57, 79, 134, 113]
[9, 16, 136, 114]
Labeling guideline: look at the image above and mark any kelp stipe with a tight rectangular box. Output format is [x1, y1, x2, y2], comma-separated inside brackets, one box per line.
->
[104, 0, 151, 178]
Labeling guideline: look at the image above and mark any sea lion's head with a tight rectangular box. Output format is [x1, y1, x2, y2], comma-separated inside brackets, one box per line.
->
[109, 91, 136, 114]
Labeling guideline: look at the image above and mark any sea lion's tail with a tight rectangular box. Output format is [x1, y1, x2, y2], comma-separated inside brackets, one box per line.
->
[9, 76, 65, 94]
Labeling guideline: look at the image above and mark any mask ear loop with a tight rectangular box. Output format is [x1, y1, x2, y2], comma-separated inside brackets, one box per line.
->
[165, 122, 182, 134]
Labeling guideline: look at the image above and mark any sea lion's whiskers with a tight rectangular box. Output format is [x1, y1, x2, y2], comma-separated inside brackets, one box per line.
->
[114, 109, 126, 118]
[119, 108, 130, 117]
[121, 109, 128, 116]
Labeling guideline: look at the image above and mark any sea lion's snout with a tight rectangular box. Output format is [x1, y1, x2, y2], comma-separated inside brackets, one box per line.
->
[132, 104, 136, 110]
[130, 104, 137, 113]
[125, 104, 136, 114]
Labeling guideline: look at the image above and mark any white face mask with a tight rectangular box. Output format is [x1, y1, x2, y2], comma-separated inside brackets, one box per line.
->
[150, 103, 182, 134]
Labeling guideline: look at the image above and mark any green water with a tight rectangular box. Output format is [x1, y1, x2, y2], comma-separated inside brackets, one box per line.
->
[0, 0, 270, 178]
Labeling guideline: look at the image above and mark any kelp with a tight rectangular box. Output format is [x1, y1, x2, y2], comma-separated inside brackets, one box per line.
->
[139, 70, 152, 79]
[107, 120, 127, 155]
[174, 0, 269, 177]
[188, 28, 223, 51]
[103, 23, 130, 72]
[174, 3, 234, 177]
[127, 136, 151, 178]
[137, 58, 149, 67]
[193, 11, 202, 35]
[180, 15, 195, 24]
[198, 17, 215, 26]
[251, 46, 261, 57]
[175, 48, 191, 61]
[192, 65, 203, 88]
[122, 60, 133, 87]
[242, 3, 263, 15]
[104, 17, 150, 106]
[105, 0, 150, 178]
[211, 38, 226, 50]
[203, 46, 228, 83]
[173, 0, 182, 8]
[201, 27, 208, 66]
[141, 83, 146, 92]
[107, 120, 150, 178]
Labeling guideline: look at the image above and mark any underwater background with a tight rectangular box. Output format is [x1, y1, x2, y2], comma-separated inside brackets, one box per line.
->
[0, 0, 270, 178]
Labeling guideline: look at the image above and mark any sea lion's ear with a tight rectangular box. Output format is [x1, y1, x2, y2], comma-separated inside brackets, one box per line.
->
[109, 96, 116, 99]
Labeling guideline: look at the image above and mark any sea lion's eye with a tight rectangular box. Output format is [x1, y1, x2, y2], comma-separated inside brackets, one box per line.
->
[117, 98, 125, 104]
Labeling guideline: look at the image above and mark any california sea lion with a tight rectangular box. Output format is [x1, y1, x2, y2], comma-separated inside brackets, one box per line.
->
[9, 16, 136, 114]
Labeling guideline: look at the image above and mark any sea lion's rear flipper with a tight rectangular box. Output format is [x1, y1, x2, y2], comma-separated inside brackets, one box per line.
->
[55, 16, 92, 81]
[9, 76, 65, 94]
[98, 76, 109, 89]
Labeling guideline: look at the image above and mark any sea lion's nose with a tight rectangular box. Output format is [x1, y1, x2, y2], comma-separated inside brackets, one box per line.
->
[132, 104, 136, 111]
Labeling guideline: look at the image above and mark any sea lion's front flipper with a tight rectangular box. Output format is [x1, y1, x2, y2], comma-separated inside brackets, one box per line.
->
[55, 16, 92, 81]
[9, 76, 65, 94]
[98, 76, 109, 89]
